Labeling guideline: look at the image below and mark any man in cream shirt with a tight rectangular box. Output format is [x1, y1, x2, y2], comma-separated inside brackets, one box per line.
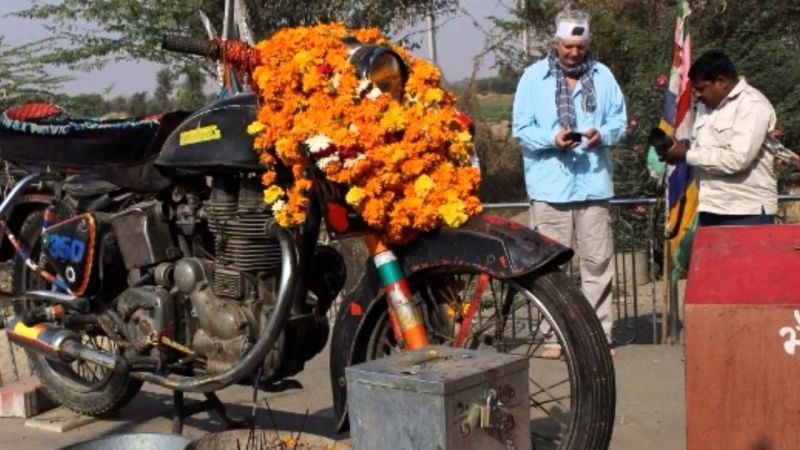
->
[661, 50, 778, 226]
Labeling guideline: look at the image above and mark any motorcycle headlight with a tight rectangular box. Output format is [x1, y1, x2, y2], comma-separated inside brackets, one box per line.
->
[347, 42, 408, 101]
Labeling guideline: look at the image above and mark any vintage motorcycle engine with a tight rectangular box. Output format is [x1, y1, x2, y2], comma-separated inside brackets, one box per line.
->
[206, 175, 282, 299]
[112, 175, 286, 377]
[109, 173, 332, 381]
[175, 174, 285, 376]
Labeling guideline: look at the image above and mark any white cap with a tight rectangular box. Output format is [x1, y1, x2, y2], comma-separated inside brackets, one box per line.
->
[555, 18, 590, 41]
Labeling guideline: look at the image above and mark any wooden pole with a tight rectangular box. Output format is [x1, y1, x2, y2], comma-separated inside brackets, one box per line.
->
[518, 0, 530, 57]
[426, 10, 438, 64]
[660, 239, 671, 344]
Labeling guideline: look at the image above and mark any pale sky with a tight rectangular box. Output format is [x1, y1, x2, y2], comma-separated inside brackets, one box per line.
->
[0, 0, 512, 96]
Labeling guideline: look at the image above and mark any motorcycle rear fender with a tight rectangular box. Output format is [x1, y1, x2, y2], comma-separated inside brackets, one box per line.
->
[329, 213, 573, 431]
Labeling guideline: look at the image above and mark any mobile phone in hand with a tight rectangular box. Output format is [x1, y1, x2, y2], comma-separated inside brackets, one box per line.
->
[564, 131, 583, 143]
[648, 128, 674, 156]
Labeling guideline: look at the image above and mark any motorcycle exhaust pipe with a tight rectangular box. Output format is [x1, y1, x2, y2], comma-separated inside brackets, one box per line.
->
[5, 316, 120, 370]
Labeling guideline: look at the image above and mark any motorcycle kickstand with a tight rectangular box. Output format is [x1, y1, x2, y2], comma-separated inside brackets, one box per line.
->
[171, 390, 251, 434]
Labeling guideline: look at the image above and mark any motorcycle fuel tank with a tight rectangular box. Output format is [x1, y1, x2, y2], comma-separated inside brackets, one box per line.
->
[156, 93, 262, 173]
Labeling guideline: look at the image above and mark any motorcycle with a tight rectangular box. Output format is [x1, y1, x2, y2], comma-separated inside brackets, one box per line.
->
[0, 10, 614, 450]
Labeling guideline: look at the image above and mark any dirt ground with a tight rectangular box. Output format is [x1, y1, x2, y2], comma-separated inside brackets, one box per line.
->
[0, 342, 686, 450]
[0, 254, 687, 449]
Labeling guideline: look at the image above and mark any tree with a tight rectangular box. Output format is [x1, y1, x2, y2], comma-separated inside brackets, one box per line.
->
[174, 66, 209, 111]
[0, 37, 69, 109]
[60, 93, 109, 117]
[127, 92, 149, 117]
[107, 95, 129, 115]
[153, 67, 175, 111]
[13, 1, 460, 73]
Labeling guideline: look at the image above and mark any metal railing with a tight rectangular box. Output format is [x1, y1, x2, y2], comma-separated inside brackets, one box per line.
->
[485, 194, 800, 345]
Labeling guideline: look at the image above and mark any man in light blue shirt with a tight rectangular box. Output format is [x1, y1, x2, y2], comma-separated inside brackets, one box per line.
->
[512, 8, 627, 358]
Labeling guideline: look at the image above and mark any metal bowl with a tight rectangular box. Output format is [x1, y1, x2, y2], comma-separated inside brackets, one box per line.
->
[186, 429, 342, 449]
[60, 433, 192, 450]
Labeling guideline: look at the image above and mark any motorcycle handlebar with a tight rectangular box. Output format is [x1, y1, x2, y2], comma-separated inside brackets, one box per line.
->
[161, 35, 220, 60]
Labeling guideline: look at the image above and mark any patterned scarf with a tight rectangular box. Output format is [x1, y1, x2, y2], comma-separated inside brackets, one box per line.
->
[547, 49, 597, 130]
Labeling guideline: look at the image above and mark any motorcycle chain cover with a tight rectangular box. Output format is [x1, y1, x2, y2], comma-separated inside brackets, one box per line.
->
[41, 213, 98, 295]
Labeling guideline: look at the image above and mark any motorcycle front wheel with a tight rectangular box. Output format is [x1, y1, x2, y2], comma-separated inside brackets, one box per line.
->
[363, 266, 615, 450]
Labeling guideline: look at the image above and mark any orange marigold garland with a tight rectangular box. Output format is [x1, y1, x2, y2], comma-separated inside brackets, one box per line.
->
[248, 23, 482, 243]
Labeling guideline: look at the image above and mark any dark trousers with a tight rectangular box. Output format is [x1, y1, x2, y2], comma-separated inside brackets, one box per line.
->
[697, 211, 775, 227]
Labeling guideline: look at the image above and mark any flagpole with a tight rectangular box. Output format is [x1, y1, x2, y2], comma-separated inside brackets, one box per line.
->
[661, 241, 670, 344]
[651, 0, 694, 345]
[517, 0, 530, 57]
[669, 265, 680, 344]
[426, 8, 438, 64]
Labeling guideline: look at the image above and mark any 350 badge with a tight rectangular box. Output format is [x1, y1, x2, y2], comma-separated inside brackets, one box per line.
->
[47, 234, 86, 263]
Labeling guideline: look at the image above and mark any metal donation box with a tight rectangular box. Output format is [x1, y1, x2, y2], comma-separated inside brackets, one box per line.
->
[345, 346, 530, 450]
[685, 224, 800, 449]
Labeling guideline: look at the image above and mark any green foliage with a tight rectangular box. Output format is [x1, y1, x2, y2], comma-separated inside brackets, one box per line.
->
[475, 93, 513, 122]
[43, 66, 206, 117]
[59, 93, 109, 116]
[473, 122, 528, 202]
[5, 0, 461, 122]
[154, 67, 175, 111]
[689, 0, 800, 150]
[0, 37, 70, 109]
[174, 66, 209, 111]
[53, 90, 164, 118]
[12, 0, 459, 72]
[127, 92, 149, 117]
[471, 76, 518, 94]
[485, 0, 800, 198]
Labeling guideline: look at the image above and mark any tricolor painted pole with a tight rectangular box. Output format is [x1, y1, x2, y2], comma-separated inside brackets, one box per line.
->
[364, 235, 429, 350]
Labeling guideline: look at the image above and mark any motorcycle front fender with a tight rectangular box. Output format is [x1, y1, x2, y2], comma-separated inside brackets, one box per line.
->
[329, 213, 573, 431]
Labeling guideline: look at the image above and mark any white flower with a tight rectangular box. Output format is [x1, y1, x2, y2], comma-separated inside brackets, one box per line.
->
[305, 134, 333, 154]
[343, 154, 366, 169]
[348, 123, 359, 134]
[366, 87, 383, 101]
[356, 79, 371, 96]
[316, 154, 340, 171]
[271, 199, 286, 213]
[332, 73, 341, 90]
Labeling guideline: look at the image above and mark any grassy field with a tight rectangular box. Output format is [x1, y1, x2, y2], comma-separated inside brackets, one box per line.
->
[476, 93, 513, 122]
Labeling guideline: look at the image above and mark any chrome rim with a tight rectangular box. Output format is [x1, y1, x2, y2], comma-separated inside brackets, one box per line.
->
[366, 268, 577, 448]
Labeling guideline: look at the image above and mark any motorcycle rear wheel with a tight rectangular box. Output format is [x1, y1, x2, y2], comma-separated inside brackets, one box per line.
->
[12, 211, 142, 416]
[363, 266, 615, 450]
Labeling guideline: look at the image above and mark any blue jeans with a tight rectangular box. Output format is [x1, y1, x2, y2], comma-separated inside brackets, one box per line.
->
[697, 211, 775, 227]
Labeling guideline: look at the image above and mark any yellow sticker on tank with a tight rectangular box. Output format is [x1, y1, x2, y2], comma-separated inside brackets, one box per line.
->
[180, 125, 222, 146]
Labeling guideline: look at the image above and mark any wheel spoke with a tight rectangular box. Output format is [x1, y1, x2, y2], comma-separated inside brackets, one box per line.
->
[471, 298, 529, 340]
[530, 395, 571, 426]
[525, 339, 545, 357]
[532, 429, 563, 444]
[531, 400, 569, 425]
[530, 376, 571, 396]
[532, 394, 572, 408]
[529, 376, 571, 410]
[366, 268, 585, 448]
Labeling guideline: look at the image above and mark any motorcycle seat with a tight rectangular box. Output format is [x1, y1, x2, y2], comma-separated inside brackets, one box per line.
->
[0, 104, 190, 170]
